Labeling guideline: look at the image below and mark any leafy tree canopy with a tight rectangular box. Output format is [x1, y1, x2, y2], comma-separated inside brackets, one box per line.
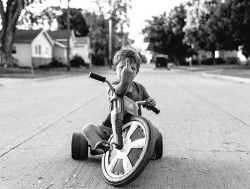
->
[143, 4, 192, 64]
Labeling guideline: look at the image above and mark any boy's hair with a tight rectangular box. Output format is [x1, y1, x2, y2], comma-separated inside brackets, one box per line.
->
[113, 46, 141, 73]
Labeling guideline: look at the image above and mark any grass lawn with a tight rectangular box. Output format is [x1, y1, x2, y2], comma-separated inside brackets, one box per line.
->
[175, 64, 250, 79]
[0, 66, 93, 79]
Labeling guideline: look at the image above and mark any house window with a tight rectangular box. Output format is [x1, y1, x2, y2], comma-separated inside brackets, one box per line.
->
[45, 47, 49, 55]
[35, 45, 41, 55]
[38, 45, 41, 55]
[12, 45, 16, 54]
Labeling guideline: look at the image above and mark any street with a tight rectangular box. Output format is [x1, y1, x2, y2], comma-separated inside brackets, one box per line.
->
[1, 64, 250, 189]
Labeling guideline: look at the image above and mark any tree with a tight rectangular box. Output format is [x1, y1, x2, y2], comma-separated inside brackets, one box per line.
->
[93, 0, 131, 33]
[209, 2, 237, 51]
[18, 6, 89, 37]
[183, 0, 238, 58]
[93, 0, 132, 61]
[17, 6, 62, 30]
[84, 12, 109, 65]
[58, 8, 89, 37]
[183, 0, 219, 57]
[229, 0, 250, 58]
[0, 0, 43, 66]
[143, 13, 167, 54]
[143, 4, 191, 64]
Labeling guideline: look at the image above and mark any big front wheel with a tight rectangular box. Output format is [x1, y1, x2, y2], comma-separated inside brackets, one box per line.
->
[101, 116, 155, 186]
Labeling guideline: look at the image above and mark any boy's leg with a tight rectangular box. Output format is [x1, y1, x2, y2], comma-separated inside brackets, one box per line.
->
[82, 123, 107, 149]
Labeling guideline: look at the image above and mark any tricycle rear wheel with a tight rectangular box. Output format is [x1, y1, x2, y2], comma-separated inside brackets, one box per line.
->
[71, 133, 88, 160]
[153, 132, 163, 159]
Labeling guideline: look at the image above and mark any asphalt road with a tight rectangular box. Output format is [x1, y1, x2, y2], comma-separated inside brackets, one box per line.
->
[1, 65, 250, 189]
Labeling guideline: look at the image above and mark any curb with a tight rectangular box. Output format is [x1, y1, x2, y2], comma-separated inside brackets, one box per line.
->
[0, 75, 75, 87]
[0, 66, 111, 87]
[0, 72, 85, 87]
[201, 73, 250, 84]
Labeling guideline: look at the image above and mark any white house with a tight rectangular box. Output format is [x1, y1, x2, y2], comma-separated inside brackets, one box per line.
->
[12, 29, 92, 68]
[73, 37, 92, 65]
[53, 41, 67, 64]
[47, 30, 74, 63]
[12, 30, 40, 67]
[13, 30, 55, 68]
[31, 30, 54, 67]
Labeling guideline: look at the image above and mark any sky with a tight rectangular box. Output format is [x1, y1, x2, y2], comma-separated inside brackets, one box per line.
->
[127, 0, 188, 49]
[39, 0, 188, 50]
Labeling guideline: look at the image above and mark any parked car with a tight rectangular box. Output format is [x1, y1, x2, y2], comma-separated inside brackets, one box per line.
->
[153, 54, 171, 70]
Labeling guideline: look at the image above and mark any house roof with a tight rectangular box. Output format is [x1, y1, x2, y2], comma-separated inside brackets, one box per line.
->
[54, 41, 66, 48]
[13, 30, 83, 48]
[47, 30, 69, 40]
[75, 37, 89, 45]
[43, 31, 54, 46]
[14, 30, 42, 43]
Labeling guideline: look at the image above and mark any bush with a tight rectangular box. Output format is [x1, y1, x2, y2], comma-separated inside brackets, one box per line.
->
[49, 59, 67, 68]
[226, 57, 240, 65]
[200, 58, 214, 65]
[70, 55, 87, 68]
[200, 57, 226, 65]
[38, 58, 66, 69]
[215, 57, 226, 65]
[92, 55, 105, 66]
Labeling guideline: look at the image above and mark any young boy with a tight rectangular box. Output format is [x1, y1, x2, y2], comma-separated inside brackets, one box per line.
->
[82, 46, 156, 155]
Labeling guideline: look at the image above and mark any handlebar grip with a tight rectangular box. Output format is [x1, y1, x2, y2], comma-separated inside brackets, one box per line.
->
[149, 106, 160, 114]
[89, 72, 106, 82]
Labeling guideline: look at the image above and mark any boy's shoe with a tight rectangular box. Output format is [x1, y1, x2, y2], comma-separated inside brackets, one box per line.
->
[90, 140, 110, 156]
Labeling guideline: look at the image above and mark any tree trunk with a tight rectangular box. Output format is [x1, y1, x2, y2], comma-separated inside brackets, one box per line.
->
[211, 50, 216, 65]
[0, 0, 24, 66]
[1, 29, 16, 66]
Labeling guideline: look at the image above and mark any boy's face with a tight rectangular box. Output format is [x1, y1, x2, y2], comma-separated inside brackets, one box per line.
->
[115, 59, 137, 82]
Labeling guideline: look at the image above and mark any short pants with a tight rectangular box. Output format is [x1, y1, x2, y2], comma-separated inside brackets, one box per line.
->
[98, 125, 112, 140]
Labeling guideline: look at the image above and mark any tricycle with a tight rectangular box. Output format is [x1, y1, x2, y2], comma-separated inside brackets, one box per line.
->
[71, 72, 163, 186]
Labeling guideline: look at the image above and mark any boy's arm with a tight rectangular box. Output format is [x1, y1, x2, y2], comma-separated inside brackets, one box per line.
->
[115, 60, 133, 96]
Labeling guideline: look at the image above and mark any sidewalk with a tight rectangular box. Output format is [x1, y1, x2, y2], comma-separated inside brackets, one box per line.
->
[174, 64, 250, 84]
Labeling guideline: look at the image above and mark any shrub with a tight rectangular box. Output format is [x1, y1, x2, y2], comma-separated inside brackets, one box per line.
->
[200, 57, 226, 65]
[38, 58, 66, 69]
[215, 57, 226, 65]
[226, 57, 240, 65]
[70, 55, 86, 68]
[200, 58, 214, 65]
[92, 55, 105, 66]
[49, 59, 67, 68]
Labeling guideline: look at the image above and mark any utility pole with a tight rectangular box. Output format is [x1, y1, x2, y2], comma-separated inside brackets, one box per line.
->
[67, 0, 71, 71]
[108, 18, 112, 68]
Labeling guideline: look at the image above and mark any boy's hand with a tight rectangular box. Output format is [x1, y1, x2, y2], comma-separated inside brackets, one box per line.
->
[146, 97, 156, 107]
[121, 59, 133, 82]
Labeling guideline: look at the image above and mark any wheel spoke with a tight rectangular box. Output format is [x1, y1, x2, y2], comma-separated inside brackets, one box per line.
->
[107, 154, 119, 172]
[122, 154, 133, 173]
[126, 122, 138, 138]
[130, 138, 146, 148]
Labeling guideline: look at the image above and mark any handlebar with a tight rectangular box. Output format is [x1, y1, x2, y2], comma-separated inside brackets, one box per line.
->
[136, 101, 160, 114]
[148, 106, 160, 114]
[89, 72, 106, 82]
